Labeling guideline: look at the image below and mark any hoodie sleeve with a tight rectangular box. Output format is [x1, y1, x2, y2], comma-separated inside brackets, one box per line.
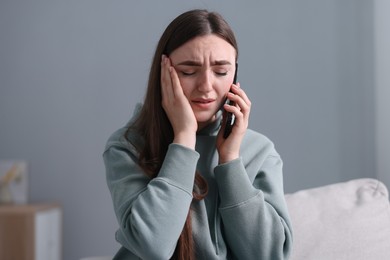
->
[103, 137, 199, 260]
[214, 133, 293, 260]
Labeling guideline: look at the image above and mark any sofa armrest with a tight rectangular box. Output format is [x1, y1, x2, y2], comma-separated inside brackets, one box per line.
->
[285, 178, 390, 260]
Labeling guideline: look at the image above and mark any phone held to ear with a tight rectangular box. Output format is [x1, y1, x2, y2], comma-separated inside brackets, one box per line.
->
[223, 63, 238, 139]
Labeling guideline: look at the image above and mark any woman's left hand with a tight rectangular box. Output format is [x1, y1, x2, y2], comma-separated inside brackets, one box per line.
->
[216, 83, 251, 164]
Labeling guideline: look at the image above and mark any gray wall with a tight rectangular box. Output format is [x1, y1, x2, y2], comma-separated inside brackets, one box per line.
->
[0, 1, 379, 259]
[375, 0, 390, 190]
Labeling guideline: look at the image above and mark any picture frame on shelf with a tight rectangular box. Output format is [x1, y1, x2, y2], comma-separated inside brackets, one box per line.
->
[0, 160, 28, 204]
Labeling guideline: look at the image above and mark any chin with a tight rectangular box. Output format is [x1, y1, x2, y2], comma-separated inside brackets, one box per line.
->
[196, 114, 217, 125]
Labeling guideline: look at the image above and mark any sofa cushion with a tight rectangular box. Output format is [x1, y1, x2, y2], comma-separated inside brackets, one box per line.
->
[285, 178, 390, 260]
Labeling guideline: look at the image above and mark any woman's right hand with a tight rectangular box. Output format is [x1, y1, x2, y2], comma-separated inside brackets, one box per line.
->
[161, 55, 197, 149]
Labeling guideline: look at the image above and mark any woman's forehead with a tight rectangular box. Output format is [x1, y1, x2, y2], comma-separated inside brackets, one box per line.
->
[170, 35, 236, 64]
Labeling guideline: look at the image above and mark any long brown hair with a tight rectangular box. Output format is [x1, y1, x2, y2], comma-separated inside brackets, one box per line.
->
[126, 9, 238, 259]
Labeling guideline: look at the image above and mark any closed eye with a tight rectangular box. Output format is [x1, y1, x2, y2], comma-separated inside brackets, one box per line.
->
[181, 71, 196, 76]
[215, 71, 228, 76]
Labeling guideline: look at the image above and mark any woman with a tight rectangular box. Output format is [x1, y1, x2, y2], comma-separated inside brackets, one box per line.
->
[103, 9, 293, 260]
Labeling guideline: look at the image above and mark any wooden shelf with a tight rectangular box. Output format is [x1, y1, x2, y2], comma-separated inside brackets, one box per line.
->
[0, 203, 62, 260]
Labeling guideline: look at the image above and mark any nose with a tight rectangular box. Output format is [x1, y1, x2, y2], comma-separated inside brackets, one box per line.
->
[197, 70, 213, 92]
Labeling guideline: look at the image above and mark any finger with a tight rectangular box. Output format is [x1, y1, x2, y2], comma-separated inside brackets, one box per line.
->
[231, 83, 251, 107]
[225, 91, 251, 126]
[226, 90, 250, 112]
[161, 55, 174, 101]
[230, 85, 251, 115]
[169, 66, 184, 98]
[222, 102, 245, 136]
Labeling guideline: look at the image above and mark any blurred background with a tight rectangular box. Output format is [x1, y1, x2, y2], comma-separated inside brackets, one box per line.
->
[1, 0, 389, 259]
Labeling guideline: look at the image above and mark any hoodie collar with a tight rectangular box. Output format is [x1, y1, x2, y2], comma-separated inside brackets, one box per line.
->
[197, 110, 223, 136]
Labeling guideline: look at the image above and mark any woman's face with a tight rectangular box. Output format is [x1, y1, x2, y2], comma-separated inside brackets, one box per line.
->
[169, 34, 236, 129]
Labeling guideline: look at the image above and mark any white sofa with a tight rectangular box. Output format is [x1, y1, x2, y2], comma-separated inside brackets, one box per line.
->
[285, 178, 390, 260]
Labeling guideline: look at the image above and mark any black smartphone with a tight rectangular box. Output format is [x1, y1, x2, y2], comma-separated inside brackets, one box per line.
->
[223, 63, 238, 138]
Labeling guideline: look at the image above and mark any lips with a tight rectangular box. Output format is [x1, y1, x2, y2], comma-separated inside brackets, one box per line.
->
[192, 98, 215, 104]
[191, 98, 216, 109]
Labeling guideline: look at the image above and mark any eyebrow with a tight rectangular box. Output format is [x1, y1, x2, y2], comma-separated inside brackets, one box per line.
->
[176, 60, 232, 66]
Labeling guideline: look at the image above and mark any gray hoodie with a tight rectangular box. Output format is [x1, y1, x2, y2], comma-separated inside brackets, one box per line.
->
[103, 106, 293, 259]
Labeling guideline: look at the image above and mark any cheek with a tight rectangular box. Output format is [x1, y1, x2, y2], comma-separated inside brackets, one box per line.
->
[178, 78, 194, 98]
[220, 77, 234, 93]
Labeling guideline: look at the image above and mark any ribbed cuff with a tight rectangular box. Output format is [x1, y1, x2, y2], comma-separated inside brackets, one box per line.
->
[158, 143, 200, 194]
[214, 158, 258, 208]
